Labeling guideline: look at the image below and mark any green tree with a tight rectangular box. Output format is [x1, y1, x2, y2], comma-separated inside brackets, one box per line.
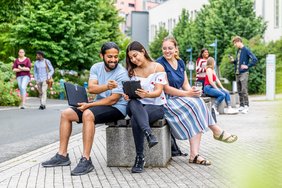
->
[0, 0, 32, 23]
[0, 0, 30, 60]
[5, 0, 123, 70]
[172, 9, 194, 62]
[149, 26, 169, 59]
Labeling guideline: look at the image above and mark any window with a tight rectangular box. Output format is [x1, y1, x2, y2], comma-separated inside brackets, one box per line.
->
[194, 10, 198, 18]
[262, 0, 265, 19]
[128, 3, 135, 8]
[168, 18, 172, 33]
[274, 0, 280, 28]
[151, 25, 157, 41]
[253, 0, 256, 10]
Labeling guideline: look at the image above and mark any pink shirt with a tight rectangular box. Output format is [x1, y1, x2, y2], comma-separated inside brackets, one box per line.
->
[12, 58, 31, 78]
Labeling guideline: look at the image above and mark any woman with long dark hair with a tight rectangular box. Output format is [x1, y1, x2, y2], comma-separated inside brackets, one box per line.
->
[125, 41, 167, 173]
[196, 48, 209, 88]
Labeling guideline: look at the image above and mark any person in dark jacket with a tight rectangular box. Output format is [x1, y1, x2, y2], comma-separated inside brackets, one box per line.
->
[230, 36, 258, 114]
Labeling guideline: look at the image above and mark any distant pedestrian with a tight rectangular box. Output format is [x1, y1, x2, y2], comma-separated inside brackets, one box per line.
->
[196, 48, 209, 88]
[12, 49, 31, 109]
[34, 51, 54, 110]
[204, 57, 238, 115]
[230, 36, 258, 114]
[41, 42, 129, 176]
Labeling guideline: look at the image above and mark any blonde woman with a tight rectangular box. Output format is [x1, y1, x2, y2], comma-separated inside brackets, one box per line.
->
[204, 57, 238, 114]
[157, 36, 238, 166]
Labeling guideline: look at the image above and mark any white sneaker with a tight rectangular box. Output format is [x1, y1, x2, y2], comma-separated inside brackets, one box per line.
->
[224, 107, 239, 114]
[238, 106, 244, 112]
[241, 106, 249, 114]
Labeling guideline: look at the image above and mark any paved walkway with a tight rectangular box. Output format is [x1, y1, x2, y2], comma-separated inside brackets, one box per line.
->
[0, 95, 281, 187]
[0, 97, 68, 111]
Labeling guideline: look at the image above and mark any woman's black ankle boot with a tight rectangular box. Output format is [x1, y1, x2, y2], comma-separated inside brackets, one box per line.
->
[131, 155, 145, 173]
[144, 130, 158, 148]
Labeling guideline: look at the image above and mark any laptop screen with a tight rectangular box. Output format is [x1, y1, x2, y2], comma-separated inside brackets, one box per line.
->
[64, 82, 88, 107]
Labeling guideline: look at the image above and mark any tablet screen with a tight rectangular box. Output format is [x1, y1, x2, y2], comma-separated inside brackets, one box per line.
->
[122, 80, 141, 99]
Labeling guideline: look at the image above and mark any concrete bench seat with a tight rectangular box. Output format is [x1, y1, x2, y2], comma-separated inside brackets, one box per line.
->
[201, 96, 212, 111]
[105, 97, 213, 167]
[106, 118, 171, 167]
[205, 93, 239, 114]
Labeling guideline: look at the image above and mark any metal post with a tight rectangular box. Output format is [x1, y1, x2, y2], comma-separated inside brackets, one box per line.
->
[209, 39, 218, 75]
[59, 79, 65, 100]
[186, 48, 193, 86]
[266, 54, 276, 100]
[189, 49, 193, 86]
[84, 82, 88, 89]
[214, 39, 218, 75]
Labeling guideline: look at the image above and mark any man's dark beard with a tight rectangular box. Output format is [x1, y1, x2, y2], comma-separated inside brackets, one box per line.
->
[104, 61, 118, 70]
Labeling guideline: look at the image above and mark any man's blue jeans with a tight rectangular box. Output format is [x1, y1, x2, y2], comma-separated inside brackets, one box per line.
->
[204, 85, 231, 107]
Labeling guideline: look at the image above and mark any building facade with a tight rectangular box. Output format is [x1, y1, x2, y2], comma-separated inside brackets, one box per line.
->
[148, 0, 282, 42]
[254, 0, 282, 42]
[114, 0, 167, 35]
[149, 0, 208, 42]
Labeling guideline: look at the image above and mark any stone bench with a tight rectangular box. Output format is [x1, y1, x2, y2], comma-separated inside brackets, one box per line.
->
[106, 118, 171, 167]
[209, 93, 239, 114]
[201, 97, 212, 111]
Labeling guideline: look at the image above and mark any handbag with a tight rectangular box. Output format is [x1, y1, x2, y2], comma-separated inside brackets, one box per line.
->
[44, 60, 53, 89]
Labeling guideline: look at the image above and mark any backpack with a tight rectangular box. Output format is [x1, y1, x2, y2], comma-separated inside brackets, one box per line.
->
[171, 133, 188, 157]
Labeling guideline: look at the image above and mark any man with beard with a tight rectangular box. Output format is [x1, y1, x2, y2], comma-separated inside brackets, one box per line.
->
[41, 42, 129, 176]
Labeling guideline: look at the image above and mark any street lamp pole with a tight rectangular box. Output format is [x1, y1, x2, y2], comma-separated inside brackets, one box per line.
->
[186, 48, 193, 86]
[209, 39, 218, 75]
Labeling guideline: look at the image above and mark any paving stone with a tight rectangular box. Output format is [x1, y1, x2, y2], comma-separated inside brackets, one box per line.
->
[0, 96, 281, 187]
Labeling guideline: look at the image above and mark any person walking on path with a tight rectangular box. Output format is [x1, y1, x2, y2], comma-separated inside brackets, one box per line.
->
[157, 36, 237, 166]
[125, 41, 167, 173]
[196, 48, 209, 89]
[41, 42, 129, 176]
[34, 51, 54, 110]
[12, 49, 32, 109]
[230, 36, 258, 114]
[204, 57, 238, 115]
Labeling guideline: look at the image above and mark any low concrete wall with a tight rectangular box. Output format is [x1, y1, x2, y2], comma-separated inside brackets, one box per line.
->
[106, 120, 171, 167]
[210, 93, 239, 114]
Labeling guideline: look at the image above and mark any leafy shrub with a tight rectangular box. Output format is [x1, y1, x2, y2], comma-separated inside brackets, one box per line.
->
[47, 81, 65, 99]
[0, 61, 21, 106]
[0, 75, 21, 106]
[26, 79, 39, 97]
